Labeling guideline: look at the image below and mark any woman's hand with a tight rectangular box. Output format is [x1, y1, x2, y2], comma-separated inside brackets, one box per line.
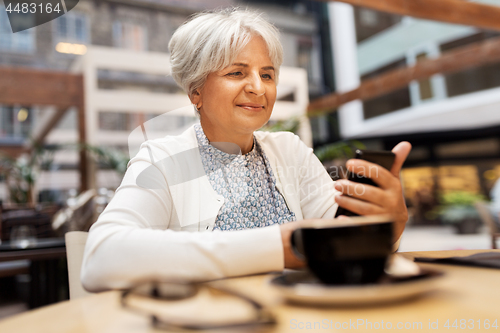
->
[279, 217, 351, 269]
[333, 142, 412, 241]
[280, 220, 307, 269]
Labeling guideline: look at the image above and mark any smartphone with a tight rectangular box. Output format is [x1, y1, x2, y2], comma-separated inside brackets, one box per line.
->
[334, 149, 396, 217]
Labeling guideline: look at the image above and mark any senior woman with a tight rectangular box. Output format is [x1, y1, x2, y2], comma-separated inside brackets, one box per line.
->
[81, 8, 411, 291]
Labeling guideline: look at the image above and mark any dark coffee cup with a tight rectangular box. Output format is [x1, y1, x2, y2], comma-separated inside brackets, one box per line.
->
[291, 215, 393, 285]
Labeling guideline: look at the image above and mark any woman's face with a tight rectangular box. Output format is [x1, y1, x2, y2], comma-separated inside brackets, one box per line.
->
[193, 36, 277, 139]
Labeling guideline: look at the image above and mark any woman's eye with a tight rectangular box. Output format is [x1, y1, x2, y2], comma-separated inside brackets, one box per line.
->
[262, 74, 273, 80]
[227, 71, 243, 77]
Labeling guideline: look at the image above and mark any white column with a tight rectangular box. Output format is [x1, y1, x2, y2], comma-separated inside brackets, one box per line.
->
[328, 2, 363, 138]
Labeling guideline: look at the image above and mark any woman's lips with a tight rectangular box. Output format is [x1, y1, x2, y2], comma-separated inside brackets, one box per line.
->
[237, 103, 264, 111]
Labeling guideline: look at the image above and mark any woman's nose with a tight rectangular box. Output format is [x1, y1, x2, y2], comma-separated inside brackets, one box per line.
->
[245, 73, 265, 96]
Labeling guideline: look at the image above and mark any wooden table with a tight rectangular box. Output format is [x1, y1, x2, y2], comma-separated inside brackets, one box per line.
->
[0, 249, 499, 332]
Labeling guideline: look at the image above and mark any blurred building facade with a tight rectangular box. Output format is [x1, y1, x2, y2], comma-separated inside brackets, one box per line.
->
[3, 0, 499, 218]
[326, 2, 500, 223]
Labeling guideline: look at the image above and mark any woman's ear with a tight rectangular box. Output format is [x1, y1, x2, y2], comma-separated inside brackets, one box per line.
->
[190, 89, 202, 110]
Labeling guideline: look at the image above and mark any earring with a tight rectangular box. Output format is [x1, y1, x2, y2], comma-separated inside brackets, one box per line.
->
[193, 104, 200, 114]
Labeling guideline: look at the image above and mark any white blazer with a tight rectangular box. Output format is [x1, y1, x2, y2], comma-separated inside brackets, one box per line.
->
[81, 125, 338, 291]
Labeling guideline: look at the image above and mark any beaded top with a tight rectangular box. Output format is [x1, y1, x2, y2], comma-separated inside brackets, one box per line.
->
[194, 124, 296, 230]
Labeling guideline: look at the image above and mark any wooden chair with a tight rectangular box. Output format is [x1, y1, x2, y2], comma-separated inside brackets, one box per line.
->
[1, 209, 54, 242]
[65, 231, 92, 300]
[474, 202, 500, 249]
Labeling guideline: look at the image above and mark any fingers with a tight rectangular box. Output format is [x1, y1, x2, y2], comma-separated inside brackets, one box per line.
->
[333, 143, 410, 232]
[346, 159, 396, 189]
[345, 141, 412, 188]
[390, 141, 412, 177]
[334, 179, 387, 206]
[335, 194, 385, 216]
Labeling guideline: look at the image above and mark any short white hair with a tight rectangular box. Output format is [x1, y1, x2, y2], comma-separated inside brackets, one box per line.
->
[168, 8, 283, 95]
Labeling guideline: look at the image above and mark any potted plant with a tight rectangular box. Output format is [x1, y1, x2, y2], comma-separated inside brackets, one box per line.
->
[438, 191, 486, 234]
[261, 118, 365, 180]
[0, 142, 56, 205]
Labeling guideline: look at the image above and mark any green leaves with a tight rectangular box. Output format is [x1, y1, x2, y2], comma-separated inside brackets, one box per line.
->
[314, 141, 365, 163]
[440, 191, 486, 206]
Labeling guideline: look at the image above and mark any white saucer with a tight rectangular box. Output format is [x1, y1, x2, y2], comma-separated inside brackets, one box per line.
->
[270, 269, 444, 306]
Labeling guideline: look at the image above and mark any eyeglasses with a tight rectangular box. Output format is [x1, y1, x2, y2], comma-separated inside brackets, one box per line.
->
[121, 281, 276, 331]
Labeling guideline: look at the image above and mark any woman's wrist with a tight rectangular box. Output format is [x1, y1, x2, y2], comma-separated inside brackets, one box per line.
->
[280, 222, 306, 269]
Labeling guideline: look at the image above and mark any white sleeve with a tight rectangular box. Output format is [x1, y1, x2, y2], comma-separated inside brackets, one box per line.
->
[292, 134, 339, 219]
[81, 157, 284, 292]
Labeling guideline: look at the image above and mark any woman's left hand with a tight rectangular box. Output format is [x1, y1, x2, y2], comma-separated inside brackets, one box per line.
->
[334, 141, 412, 240]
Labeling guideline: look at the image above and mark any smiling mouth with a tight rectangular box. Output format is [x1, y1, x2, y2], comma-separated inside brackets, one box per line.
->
[237, 103, 265, 111]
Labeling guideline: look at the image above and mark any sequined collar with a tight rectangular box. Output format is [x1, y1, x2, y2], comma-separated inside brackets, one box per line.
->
[194, 124, 262, 158]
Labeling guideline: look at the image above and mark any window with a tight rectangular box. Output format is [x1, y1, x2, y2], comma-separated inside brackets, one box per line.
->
[0, 105, 33, 139]
[415, 53, 434, 101]
[99, 112, 194, 132]
[440, 32, 500, 97]
[113, 21, 147, 51]
[361, 59, 412, 119]
[0, 105, 14, 137]
[53, 12, 89, 44]
[355, 7, 402, 43]
[297, 36, 323, 94]
[99, 112, 135, 132]
[406, 44, 447, 105]
[0, 5, 35, 53]
[359, 8, 379, 27]
[297, 38, 312, 74]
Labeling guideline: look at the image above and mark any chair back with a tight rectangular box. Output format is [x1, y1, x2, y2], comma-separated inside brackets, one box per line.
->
[474, 201, 500, 249]
[1, 210, 53, 241]
[65, 231, 92, 299]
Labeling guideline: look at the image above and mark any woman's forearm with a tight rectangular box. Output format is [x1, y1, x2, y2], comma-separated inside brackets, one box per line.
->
[81, 221, 284, 292]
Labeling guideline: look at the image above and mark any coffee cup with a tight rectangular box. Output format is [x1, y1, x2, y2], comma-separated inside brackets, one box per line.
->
[291, 215, 393, 285]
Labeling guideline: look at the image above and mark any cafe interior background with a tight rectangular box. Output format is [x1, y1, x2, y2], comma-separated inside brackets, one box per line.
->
[1, 0, 500, 319]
